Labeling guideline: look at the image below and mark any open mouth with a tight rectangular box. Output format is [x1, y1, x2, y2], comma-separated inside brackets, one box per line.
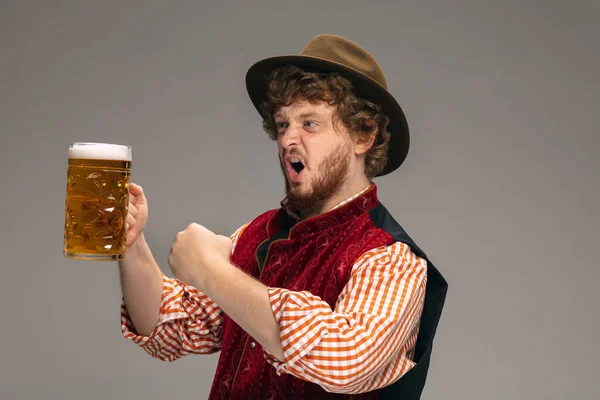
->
[291, 159, 305, 174]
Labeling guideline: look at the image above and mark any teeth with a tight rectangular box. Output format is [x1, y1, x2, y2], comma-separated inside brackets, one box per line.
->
[290, 158, 301, 163]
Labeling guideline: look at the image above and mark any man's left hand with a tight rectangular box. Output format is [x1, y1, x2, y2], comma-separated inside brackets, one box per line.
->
[168, 223, 233, 288]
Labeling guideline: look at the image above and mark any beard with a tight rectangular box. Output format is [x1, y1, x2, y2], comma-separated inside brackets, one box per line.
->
[279, 141, 352, 217]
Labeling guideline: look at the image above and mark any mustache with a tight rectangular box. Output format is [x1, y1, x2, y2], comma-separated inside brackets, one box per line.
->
[280, 150, 307, 165]
[282, 148, 306, 159]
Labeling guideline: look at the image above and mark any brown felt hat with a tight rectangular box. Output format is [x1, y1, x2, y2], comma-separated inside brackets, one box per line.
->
[246, 34, 410, 176]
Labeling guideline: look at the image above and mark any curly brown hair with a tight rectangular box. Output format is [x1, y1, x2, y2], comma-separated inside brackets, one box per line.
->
[260, 65, 391, 179]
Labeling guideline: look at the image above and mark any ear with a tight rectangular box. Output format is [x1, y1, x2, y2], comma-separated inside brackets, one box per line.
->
[353, 131, 376, 156]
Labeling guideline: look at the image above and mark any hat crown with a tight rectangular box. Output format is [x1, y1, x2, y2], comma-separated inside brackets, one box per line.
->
[300, 34, 388, 89]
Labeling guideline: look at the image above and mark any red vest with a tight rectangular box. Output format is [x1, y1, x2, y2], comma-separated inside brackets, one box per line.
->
[208, 185, 447, 399]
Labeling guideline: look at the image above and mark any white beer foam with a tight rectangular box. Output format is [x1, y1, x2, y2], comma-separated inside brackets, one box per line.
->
[69, 143, 131, 161]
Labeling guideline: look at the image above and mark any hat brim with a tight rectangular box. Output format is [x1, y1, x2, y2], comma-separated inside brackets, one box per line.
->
[245, 55, 409, 176]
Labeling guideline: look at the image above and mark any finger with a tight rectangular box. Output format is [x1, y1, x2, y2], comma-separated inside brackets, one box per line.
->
[129, 192, 137, 206]
[129, 182, 142, 194]
[126, 213, 136, 227]
[126, 231, 137, 248]
[127, 225, 141, 248]
[128, 204, 137, 217]
[129, 183, 147, 206]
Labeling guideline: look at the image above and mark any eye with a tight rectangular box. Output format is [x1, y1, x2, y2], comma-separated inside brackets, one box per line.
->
[304, 121, 318, 129]
[276, 121, 288, 134]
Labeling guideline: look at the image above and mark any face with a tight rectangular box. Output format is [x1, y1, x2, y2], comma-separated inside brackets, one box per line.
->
[275, 100, 355, 215]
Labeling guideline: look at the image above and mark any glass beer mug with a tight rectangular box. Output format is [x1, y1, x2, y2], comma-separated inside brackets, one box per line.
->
[63, 142, 132, 260]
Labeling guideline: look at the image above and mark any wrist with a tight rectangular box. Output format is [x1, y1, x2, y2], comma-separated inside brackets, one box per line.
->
[126, 233, 147, 257]
[196, 256, 230, 293]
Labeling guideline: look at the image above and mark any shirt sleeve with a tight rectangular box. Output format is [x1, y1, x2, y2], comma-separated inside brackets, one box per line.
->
[120, 223, 249, 361]
[263, 241, 427, 394]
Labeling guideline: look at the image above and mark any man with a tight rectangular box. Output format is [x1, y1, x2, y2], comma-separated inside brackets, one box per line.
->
[119, 34, 448, 399]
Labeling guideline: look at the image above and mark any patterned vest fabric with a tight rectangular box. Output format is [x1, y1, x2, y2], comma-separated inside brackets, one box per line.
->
[208, 185, 448, 400]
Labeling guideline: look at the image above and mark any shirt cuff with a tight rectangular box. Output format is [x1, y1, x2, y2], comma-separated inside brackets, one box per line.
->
[120, 274, 216, 346]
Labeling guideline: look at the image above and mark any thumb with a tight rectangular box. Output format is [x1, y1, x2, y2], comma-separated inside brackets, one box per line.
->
[129, 183, 148, 206]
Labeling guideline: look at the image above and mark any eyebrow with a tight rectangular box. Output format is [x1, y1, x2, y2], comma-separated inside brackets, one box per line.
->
[274, 111, 324, 120]
[299, 112, 322, 119]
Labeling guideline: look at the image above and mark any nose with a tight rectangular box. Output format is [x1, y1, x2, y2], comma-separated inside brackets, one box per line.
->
[279, 123, 301, 150]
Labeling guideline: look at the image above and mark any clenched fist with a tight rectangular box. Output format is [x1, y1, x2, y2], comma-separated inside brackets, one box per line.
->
[168, 223, 233, 288]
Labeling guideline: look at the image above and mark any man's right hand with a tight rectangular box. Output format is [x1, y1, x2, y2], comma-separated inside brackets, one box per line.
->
[125, 183, 149, 248]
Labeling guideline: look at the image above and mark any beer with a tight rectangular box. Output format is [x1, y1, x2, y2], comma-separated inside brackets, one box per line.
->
[63, 143, 132, 261]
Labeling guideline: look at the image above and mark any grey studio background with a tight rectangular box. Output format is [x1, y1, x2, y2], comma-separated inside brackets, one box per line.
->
[1, 1, 598, 399]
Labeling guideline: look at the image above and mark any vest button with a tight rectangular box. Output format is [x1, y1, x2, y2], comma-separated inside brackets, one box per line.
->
[249, 341, 256, 349]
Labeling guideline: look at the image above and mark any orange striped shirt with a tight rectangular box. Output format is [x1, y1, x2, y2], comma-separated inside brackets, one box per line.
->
[121, 184, 427, 394]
